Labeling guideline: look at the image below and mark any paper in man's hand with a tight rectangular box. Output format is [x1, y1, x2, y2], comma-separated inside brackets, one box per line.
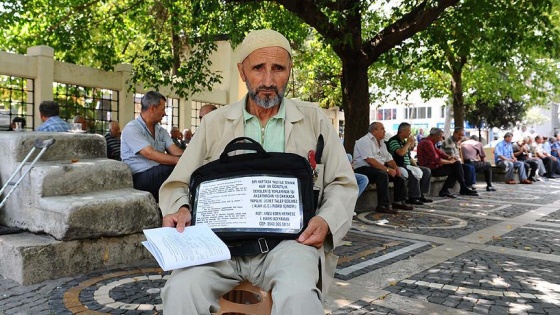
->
[142, 224, 231, 271]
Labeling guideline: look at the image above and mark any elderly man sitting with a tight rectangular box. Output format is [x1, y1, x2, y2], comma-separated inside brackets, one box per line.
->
[494, 132, 532, 184]
[460, 135, 496, 191]
[417, 128, 478, 198]
[353, 122, 413, 213]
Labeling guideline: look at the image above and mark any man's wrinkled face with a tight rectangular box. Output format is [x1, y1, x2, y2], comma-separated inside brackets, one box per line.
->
[171, 128, 182, 140]
[110, 123, 121, 138]
[402, 127, 411, 138]
[238, 47, 291, 109]
[372, 124, 386, 141]
[453, 130, 464, 142]
[152, 99, 166, 123]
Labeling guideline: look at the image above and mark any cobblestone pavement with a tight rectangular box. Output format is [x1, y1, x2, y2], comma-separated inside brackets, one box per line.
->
[1, 179, 560, 314]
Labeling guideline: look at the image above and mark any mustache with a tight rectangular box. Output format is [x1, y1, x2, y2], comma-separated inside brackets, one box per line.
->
[255, 86, 279, 94]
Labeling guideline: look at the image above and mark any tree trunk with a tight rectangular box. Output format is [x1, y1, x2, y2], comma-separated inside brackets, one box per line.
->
[450, 63, 465, 129]
[341, 57, 370, 155]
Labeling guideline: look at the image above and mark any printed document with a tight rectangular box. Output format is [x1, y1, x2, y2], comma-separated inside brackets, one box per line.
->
[142, 224, 231, 271]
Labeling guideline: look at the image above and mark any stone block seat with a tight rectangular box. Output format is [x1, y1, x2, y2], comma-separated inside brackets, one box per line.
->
[477, 147, 521, 183]
[354, 176, 448, 213]
[0, 132, 159, 284]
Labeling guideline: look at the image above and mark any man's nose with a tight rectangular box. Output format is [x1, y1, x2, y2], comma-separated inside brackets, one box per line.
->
[262, 69, 274, 87]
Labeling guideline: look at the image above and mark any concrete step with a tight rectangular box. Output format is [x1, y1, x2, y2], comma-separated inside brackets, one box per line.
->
[2, 188, 160, 241]
[0, 132, 106, 165]
[0, 232, 154, 285]
[25, 159, 133, 197]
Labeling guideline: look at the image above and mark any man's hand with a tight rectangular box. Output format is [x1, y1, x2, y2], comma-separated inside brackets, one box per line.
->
[387, 168, 397, 177]
[297, 216, 329, 248]
[162, 206, 192, 233]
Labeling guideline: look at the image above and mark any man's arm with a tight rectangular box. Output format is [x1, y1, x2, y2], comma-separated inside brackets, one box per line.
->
[138, 146, 180, 165]
[166, 143, 184, 156]
[388, 137, 413, 157]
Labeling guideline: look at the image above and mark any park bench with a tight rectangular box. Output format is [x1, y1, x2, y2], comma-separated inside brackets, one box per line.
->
[354, 176, 449, 213]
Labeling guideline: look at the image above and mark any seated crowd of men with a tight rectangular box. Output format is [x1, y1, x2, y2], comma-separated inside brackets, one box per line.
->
[351, 122, 560, 214]
[27, 100, 560, 213]
[351, 124, 495, 214]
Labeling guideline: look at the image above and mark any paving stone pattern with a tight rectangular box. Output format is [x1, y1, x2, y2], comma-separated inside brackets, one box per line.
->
[489, 225, 560, 255]
[422, 199, 532, 218]
[2, 180, 560, 315]
[334, 231, 435, 281]
[330, 300, 412, 315]
[359, 211, 500, 239]
[537, 209, 560, 223]
[384, 250, 560, 314]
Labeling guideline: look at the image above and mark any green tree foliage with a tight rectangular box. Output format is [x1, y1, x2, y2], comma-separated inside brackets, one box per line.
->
[378, 0, 560, 130]
[1, 0, 460, 153]
[465, 97, 526, 131]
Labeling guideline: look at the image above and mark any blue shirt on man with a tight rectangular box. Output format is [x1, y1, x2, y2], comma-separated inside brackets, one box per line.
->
[37, 116, 71, 132]
[494, 140, 514, 163]
[121, 116, 175, 174]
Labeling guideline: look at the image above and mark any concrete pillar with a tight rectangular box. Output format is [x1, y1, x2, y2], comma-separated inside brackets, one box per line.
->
[179, 97, 191, 130]
[27, 46, 54, 130]
[551, 102, 559, 134]
[114, 63, 134, 128]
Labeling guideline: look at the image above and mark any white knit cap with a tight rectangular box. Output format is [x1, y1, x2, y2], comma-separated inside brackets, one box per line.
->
[236, 29, 292, 63]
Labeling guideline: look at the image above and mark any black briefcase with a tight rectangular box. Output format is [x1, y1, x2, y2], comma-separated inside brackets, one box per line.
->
[190, 137, 316, 241]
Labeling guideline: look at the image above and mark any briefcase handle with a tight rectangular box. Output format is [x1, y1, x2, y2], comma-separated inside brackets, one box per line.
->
[220, 137, 270, 163]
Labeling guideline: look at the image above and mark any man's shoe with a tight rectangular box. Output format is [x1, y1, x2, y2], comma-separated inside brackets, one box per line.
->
[460, 189, 479, 196]
[393, 203, 414, 211]
[375, 206, 398, 214]
[406, 198, 424, 205]
[520, 179, 533, 184]
[467, 186, 477, 191]
[486, 186, 497, 192]
[528, 177, 537, 182]
[419, 196, 433, 203]
[505, 180, 516, 184]
[439, 191, 457, 198]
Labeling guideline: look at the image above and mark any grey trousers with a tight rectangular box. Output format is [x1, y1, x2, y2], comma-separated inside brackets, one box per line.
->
[406, 166, 431, 199]
[496, 160, 527, 181]
[161, 240, 323, 315]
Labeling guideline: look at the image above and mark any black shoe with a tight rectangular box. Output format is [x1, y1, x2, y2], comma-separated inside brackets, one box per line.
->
[486, 186, 496, 192]
[376, 206, 398, 214]
[439, 191, 457, 198]
[528, 177, 537, 182]
[406, 198, 424, 205]
[467, 186, 477, 191]
[393, 203, 414, 211]
[460, 189, 479, 196]
[419, 196, 433, 203]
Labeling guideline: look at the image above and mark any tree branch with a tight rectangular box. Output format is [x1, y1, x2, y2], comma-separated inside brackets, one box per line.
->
[363, 0, 460, 66]
[225, 0, 344, 45]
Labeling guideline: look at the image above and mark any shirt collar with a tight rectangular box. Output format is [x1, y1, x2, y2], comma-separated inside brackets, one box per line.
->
[243, 99, 286, 123]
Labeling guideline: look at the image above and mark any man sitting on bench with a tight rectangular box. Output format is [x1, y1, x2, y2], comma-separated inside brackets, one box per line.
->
[158, 29, 357, 314]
